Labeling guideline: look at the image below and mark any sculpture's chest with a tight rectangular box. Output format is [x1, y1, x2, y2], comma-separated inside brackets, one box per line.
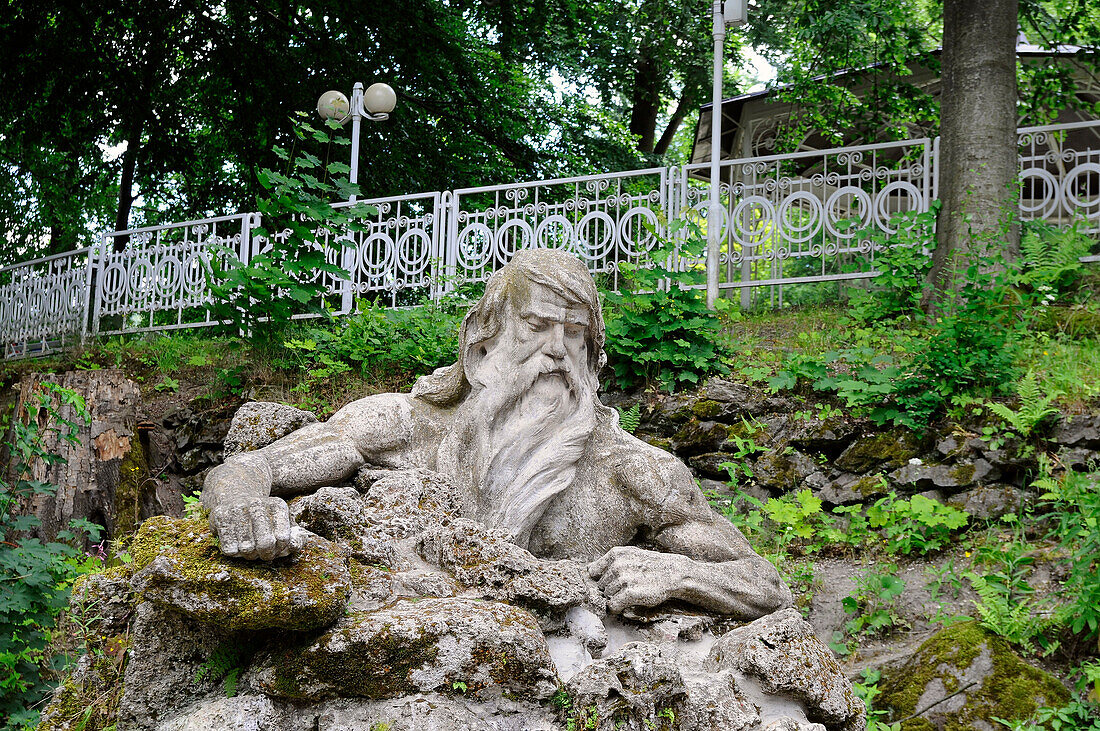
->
[526, 458, 640, 562]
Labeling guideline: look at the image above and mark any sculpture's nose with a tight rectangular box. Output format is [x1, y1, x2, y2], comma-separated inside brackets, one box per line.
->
[544, 324, 567, 360]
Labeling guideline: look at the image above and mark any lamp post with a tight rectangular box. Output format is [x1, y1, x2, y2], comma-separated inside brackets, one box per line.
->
[706, 1, 746, 309]
[316, 82, 397, 202]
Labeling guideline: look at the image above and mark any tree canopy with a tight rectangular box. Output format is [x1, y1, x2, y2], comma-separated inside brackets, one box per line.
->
[1, 0, 1097, 262]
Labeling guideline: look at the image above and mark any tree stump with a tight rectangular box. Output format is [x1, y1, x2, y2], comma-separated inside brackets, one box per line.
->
[7, 370, 150, 547]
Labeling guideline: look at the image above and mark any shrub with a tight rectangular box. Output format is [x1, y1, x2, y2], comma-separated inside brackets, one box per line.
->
[602, 220, 734, 392]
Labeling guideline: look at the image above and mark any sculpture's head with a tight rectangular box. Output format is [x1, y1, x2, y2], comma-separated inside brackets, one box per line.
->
[413, 249, 605, 406]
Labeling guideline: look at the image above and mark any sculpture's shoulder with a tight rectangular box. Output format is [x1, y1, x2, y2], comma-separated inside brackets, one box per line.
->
[326, 392, 450, 460]
[587, 404, 704, 525]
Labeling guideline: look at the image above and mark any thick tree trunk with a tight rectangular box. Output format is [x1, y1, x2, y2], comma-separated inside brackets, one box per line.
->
[7, 371, 157, 547]
[924, 0, 1019, 311]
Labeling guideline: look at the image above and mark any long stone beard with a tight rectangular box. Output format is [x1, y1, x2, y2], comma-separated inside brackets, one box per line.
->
[437, 352, 596, 549]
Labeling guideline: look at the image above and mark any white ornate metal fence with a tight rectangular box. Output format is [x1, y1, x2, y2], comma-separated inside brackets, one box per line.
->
[2, 120, 1099, 359]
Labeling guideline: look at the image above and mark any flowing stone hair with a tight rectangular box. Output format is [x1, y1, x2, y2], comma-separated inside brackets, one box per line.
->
[412, 250, 606, 407]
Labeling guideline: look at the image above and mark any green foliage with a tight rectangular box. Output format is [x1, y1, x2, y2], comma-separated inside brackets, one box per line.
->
[1019, 221, 1094, 296]
[854, 669, 902, 731]
[0, 384, 101, 731]
[833, 564, 907, 654]
[981, 370, 1061, 452]
[1035, 460, 1100, 640]
[999, 660, 1100, 730]
[716, 487, 968, 560]
[602, 219, 734, 392]
[966, 571, 1060, 655]
[615, 404, 641, 434]
[194, 643, 244, 699]
[280, 299, 463, 384]
[207, 115, 376, 339]
[846, 207, 940, 324]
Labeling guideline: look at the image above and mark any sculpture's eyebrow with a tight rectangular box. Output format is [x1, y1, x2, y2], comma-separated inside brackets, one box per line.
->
[520, 305, 588, 327]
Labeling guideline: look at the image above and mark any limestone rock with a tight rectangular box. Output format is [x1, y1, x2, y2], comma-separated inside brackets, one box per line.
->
[289, 486, 398, 567]
[564, 642, 691, 731]
[877, 622, 1069, 730]
[689, 451, 735, 480]
[815, 473, 889, 505]
[888, 459, 998, 493]
[834, 430, 922, 474]
[706, 608, 866, 731]
[419, 518, 588, 615]
[69, 566, 135, 636]
[949, 484, 1027, 520]
[753, 450, 823, 493]
[787, 417, 860, 456]
[678, 669, 761, 731]
[223, 402, 318, 457]
[355, 468, 462, 539]
[1052, 414, 1100, 449]
[672, 419, 732, 456]
[130, 516, 350, 632]
[251, 597, 557, 702]
[118, 601, 234, 731]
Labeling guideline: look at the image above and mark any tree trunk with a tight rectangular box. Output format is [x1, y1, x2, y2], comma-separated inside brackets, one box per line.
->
[7, 371, 155, 547]
[924, 0, 1019, 311]
[630, 51, 662, 154]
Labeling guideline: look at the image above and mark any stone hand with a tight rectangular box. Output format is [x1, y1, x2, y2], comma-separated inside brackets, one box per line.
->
[209, 497, 303, 561]
[588, 546, 689, 615]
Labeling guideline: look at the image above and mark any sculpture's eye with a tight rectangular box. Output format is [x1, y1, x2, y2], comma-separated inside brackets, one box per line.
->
[526, 317, 548, 332]
[565, 325, 584, 340]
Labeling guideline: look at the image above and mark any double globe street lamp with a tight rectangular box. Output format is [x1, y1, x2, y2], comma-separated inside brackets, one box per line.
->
[316, 82, 398, 202]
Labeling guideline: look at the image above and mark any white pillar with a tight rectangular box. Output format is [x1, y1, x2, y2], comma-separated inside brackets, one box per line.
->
[706, 0, 725, 310]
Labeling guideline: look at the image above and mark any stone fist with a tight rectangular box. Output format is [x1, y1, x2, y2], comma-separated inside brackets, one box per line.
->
[209, 497, 304, 561]
[589, 546, 689, 615]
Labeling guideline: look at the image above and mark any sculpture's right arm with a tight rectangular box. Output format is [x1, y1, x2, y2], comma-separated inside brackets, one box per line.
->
[201, 394, 413, 560]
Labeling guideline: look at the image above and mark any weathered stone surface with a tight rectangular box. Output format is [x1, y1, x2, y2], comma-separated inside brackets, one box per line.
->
[223, 402, 318, 457]
[949, 484, 1027, 520]
[672, 419, 732, 456]
[706, 609, 866, 730]
[889, 459, 998, 493]
[678, 669, 761, 731]
[704, 377, 793, 416]
[251, 598, 557, 702]
[289, 486, 398, 567]
[355, 468, 463, 540]
[787, 417, 860, 456]
[118, 601, 233, 731]
[130, 516, 350, 632]
[1052, 414, 1100, 449]
[158, 693, 562, 731]
[565, 642, 690, 731]
[753, 451, 823, 493]
[419, 518, 588, 615]
[69, 566, 136, 636]
[877, 622, 1069, 731]
[834, 430, 922, 474]
[815, 473, 889, 505]
[688, 451, 736, 479]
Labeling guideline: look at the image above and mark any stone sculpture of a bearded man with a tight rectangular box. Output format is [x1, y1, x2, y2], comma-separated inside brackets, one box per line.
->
[202, 249, 791, 619]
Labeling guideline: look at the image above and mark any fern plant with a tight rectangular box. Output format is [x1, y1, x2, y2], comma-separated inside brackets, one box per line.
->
[966, 572, 1062, 655]
[1020, 221, 1093, 296]
[615, 404, 641, 434]
[984, 370, 1060, 440]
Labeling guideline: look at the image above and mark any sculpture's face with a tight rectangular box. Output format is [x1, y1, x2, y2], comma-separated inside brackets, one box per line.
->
[504, 282, 590, 399]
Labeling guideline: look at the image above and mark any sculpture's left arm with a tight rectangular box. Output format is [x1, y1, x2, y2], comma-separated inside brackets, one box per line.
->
[589, 444, 792, 619]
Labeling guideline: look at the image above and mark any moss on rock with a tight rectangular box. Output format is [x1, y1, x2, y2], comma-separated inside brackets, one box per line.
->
[130, 516, 351, 632]
[835, 429, 923, 474]
[877, 622, 1069, 730]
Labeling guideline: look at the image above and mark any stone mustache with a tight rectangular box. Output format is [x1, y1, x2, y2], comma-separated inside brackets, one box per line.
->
[202, 249, 791, 619]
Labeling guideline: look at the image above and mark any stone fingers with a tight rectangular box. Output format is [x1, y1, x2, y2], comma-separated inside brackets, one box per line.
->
[237, 504, 259, 559]
[213, 507, 240, 556]
[250, 502, 278, 560]
[268, 500, 294, 559]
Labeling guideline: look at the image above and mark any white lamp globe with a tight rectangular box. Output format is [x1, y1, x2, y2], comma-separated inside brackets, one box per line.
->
[363, 83, 397, 114]
[316, 90, 350, 120]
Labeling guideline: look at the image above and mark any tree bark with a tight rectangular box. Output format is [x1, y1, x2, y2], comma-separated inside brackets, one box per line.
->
[630, 51, 662, 154]
[924, 0, 1019, 311]
[7, 371, 153, 547]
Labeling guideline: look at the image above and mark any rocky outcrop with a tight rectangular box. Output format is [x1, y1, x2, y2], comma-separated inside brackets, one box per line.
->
[42, 465, 865, 731]
[223, 402, 319, 457]
[877, 622, 1069, 730]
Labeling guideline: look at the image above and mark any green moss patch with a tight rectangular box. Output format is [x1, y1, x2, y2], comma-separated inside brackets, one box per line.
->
[130, 516, 351, 632]
[877, 622, 1069, 730]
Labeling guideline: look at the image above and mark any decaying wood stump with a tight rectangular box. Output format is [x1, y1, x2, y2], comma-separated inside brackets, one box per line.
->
[7, 370, 152, 546]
